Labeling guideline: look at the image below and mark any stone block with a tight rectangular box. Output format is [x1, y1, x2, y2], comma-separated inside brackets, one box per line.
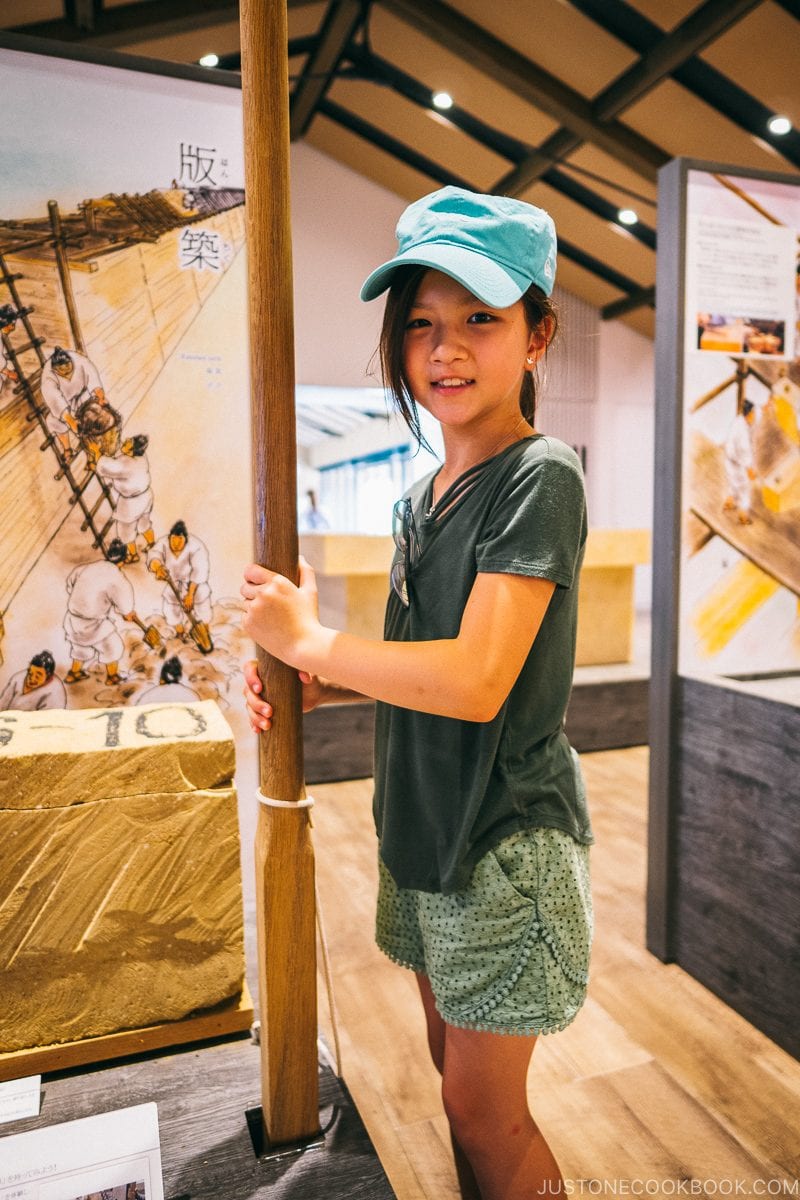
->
[0, 701, 245, 1054]
[0, 698, 235, 809]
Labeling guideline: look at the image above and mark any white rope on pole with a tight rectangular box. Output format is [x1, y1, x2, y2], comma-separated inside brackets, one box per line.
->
[256, 789, 315, 809]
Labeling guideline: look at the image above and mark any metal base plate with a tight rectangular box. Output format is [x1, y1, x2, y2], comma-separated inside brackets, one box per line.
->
[245, 1104, 326, 1161]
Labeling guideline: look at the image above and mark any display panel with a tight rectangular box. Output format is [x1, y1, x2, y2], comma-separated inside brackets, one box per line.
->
[0, 1103, 163, 1200]
[679, 168, 800, 678]
[0, 42, 253, 714]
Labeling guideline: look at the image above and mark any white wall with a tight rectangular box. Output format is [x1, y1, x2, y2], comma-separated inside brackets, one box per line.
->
[594, 319, 655, 529]
[537, 285, 599, 508]
[290, 141, 402, 387]
[595, 318, 655, 609]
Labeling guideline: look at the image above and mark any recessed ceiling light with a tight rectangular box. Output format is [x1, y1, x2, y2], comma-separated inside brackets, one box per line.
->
[432, 91, 454, 110]
[767, 115, 792, 136]
[617, 208, 638, 226]
[199, 53, 219, 67]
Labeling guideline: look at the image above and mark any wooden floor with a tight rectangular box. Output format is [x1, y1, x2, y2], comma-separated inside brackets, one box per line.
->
[311, 747, 800, 1199]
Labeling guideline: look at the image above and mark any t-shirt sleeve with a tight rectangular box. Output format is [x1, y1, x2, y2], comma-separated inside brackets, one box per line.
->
[475, 453, 586, 588]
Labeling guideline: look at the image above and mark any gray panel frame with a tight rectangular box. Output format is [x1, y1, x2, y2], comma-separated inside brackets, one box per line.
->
[647, 156, 800, 962]
[648, 156, 686, 961]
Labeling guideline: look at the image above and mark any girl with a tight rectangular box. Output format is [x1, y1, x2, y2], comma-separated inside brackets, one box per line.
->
[241, 186, 593, 1200]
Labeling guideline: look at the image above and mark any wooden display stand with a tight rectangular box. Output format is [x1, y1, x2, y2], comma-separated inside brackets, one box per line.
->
[300, 533, 394, 641]
[576, 528, 651, 665]
[0, 987, 254, 1083]
[302, 527, 651, 666]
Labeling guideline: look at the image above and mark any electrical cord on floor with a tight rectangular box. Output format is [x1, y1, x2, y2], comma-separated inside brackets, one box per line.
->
[315, 876, 343, 1081]
[249, 885, 344, 1084]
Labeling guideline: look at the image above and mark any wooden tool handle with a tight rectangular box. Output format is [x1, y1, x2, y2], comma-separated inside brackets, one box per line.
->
[240, 0, 319, 1148]
[242, 0, 305, 802]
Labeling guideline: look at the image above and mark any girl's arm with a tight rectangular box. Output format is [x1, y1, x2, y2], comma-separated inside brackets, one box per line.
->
[241, 558, 556, 724]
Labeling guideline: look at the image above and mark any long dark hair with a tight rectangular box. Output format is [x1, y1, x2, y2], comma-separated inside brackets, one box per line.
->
[378, 265, 558, 449]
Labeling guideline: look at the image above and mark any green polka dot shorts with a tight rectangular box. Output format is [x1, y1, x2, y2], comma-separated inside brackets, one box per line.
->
[376, 826, 593, 1036]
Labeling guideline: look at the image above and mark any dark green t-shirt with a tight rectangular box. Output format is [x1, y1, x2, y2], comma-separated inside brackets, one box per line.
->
[373, 434, 593, 895]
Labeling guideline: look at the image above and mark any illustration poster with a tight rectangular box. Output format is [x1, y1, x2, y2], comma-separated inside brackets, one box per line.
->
[0, 44, 254, 719]
[679, 169, 800, 678]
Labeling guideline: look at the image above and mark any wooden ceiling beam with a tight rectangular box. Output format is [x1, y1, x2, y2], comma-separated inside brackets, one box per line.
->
[290, 0, 366, 140]
[320, 98, 472, 188]
[319, 98, 649, 301]
[11, 0, 239, 46]
[497, 0, 764, 195]
[495, 129, 584, 200]
[345, 45, 656, 249]
[594, 0, 764, 119]
[771, 0, 800, 17]
[377, 0, 667, 182]
[566, 0, 800, 170]
[64, 0, 101, 32]
[601, 286, 656, 321]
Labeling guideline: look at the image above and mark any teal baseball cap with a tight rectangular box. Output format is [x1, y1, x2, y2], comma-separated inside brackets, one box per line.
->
[360, 186, 557, 306]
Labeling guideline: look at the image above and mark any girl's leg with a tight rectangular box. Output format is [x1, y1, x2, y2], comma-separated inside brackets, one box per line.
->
[441, 1023, 563, 1200]
[416, 974, 482, 1200]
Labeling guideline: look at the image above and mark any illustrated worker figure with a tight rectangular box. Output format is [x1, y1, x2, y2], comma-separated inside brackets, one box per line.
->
[148, 520, 212, 644]
[0, 650, 67, 711]
[723, 400, 758, 526]
[134, 655, 199, 706]
[0, 304, 21, 394]
[64, 538, 146, 685]
[95, 433, 155, 563]
[40, 346, 106, 462]
[77, 397, 122, 468]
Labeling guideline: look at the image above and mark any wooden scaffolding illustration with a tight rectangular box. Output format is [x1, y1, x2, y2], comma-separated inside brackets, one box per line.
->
[0, 214, 117, 558]
[683, 173, 800, 660]
[0, 186, 246, 663]
[686, 359, 800, 657]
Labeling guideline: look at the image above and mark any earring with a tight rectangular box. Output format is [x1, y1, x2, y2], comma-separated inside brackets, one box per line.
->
[526, 356, 534, 365]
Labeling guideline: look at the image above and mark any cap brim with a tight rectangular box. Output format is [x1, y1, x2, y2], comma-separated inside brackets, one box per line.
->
[359, 243, 530, 307]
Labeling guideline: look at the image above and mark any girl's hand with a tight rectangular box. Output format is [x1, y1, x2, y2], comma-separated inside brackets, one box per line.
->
[242, 660, 324, 733]
[243, 658, 272, 732]
[297, 670, 325, 714]
[240, 556, 320, 665]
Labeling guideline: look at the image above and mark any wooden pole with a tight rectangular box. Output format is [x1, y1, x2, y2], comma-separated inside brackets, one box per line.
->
[48, 200, 85, 353]
[240, 0, 319, 1146]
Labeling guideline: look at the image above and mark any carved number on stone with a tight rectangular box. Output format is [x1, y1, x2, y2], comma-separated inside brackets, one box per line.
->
[89, 709, 125, 747]
[135, 706, 208, 740]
